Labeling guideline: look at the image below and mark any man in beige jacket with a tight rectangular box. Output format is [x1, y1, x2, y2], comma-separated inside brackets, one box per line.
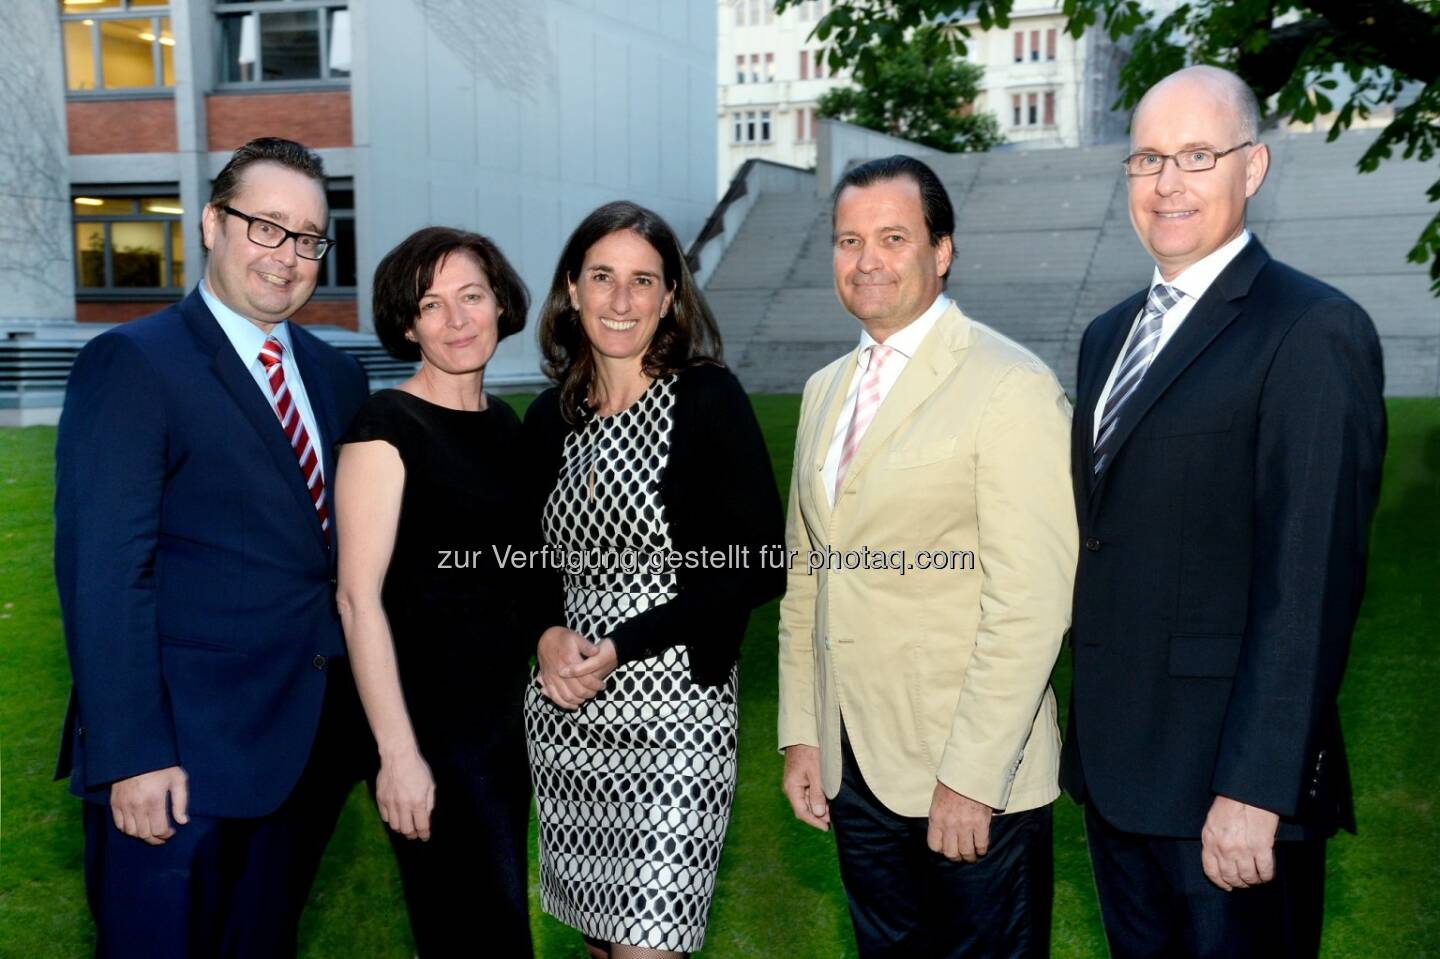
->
[777, 155, 1077, 957]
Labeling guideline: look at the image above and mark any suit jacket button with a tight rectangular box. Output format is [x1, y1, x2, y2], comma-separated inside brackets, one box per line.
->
[312, 654, 327, 671]
[329, 576, 338, 586]
[77, 725, 85, 737]
[1084, 537, 1101, 551]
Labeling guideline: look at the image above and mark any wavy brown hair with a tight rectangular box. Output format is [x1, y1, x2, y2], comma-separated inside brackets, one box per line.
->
[538, 201, 723, 423]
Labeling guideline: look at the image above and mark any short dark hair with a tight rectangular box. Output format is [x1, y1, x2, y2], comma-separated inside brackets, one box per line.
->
[205, 138, 327, 252]
[538, 201, 723, 424]
[831, 154, 956, 281]
[371, 227, 530, 362]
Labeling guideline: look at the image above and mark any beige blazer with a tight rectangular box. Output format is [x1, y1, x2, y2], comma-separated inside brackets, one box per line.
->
[777, 303, 1078, 817]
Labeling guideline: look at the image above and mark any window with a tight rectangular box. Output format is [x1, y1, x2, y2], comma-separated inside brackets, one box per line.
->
[734, 0, 744, 27]
[1013, 31, 1023, 63]
[216, 1, 351, 85]
[60, 2, 174, 93]
[1046, 28, 1057, 61]
[1012, 94, 1022, 127]
[736, 110, 771, 143]
[810, 107, 818, 141]
[749, 0, 760, 25]
[813, 49, 825, 79]
[1044, 90, 1055, 126]
[1030, 30, 1040, 61]
[796, 110, 805, 143]
[800, 50, 808, 80]
[72, 190, 185, 292]
[1028, 92, 1038, 125]
[319, 182, 356, 292]
[733, 112, 744, 143]
[764, 52, 774, 82]
[750, 53, 760, 83]
[799, 0, 809, 21]
[736, 54, 745, 84]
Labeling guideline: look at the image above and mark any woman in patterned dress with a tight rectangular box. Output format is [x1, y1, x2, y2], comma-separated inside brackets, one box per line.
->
[522, 201, 785, 958]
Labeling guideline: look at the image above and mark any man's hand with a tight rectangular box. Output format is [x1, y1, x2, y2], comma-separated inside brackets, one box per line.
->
[536, 626, 605, 709]
[782, 744, 830, 831]
[1201, 794, 1279, 891]
[109, 766, 189, 845]
[927, 781, 993, 863]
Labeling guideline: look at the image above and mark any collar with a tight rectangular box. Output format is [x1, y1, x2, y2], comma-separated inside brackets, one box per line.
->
[199, 279, 294, 362]
[857, 292, 952, 361]
[1152, 229, 1251, 301]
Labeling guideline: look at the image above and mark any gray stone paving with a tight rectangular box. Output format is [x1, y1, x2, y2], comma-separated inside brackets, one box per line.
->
[705, 130, 1439, 396]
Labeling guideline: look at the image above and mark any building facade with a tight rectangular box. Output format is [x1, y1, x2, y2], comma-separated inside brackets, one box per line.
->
[44, 0, 716, 384]
[715, 0, 1139, 196]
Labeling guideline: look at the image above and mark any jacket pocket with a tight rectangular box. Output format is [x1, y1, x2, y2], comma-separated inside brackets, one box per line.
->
[885, 436, 958, 469]
[159, 634, 245, 656]
[1168, 633, 1242, 677]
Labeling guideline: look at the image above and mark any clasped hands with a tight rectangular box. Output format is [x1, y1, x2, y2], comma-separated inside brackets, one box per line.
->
[782, 745, 994, 862]
[536, 625, 617, 710]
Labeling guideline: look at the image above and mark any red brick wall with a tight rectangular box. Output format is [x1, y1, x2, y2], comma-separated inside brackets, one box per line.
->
[206, 92, 352, 151]
[290, 299, 358, 330]
[76, 301, 171, 323]
[68, 99, 178, 154]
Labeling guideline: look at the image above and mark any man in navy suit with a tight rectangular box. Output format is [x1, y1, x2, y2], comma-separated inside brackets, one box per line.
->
[1062, 66, 1386, 958]
[55, 138, 373, 957]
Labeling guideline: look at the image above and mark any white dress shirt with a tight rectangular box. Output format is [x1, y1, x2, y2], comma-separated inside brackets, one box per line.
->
[1092, 230, 1251, 443]
[199, 280, 327, 479]
[823, 293, 952, 506]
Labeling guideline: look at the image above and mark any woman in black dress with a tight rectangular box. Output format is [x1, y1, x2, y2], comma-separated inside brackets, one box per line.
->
[524, 201, 785, 958]
[334, 227, 533, 956]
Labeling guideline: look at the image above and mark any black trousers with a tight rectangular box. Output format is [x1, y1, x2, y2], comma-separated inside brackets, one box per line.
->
[1084, 802, 1326, 959]
[383, 737, 533, 958]
[829, 731, 1053, 958]
[83, 660, 371, 959]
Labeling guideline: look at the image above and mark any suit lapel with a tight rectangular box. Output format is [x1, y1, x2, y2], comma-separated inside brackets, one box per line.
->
[180, 291, 329, 550]
[834, 304, 968, 503]
[1076, 291, 1146, 501]
[807, 353, 858, 531]
[286, 327, 340, 502]
[1089, 240, 1271, 503]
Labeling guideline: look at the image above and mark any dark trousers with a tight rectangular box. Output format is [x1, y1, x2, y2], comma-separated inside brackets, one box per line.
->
[384, 737, 533, 958]
[83, 661, 371, 959]
[1084, 802, 1326, 959]
[830, 732, 1053, 959]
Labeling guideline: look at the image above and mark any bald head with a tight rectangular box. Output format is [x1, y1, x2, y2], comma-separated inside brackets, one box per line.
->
[1133, 66, 1260, 148]
[1125, 64, 1270, 279]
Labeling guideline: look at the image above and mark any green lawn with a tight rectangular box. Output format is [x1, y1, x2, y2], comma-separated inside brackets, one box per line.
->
[1, 397, 1436, 957]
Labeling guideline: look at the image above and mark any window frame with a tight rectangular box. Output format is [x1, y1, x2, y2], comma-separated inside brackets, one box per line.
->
[71, 184, 186, 297]
[212, 0, 351, 91]
[317, 179, 356, 295]
[59, 2, 175, 98]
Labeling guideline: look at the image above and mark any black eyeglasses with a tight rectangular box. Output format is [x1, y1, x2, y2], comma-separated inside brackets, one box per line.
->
[1122, 141, 1253, 177]
[222, 206, 333, 260]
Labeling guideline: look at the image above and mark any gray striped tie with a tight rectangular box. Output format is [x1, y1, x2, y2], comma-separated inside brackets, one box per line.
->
[1092, 283, 1181, 476]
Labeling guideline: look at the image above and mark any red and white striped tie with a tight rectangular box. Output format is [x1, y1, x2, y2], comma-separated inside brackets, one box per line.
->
[835, 343, 895, 499]
[258, 336, 329, 540]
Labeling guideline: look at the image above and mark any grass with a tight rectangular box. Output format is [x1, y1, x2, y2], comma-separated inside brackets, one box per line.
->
[1, 397, 1436, 957]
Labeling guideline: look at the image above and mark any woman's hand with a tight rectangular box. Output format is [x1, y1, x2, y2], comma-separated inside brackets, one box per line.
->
[561, 638, 618, 688]
[375, 749, 436, 841]
[537, 626, 607, 709]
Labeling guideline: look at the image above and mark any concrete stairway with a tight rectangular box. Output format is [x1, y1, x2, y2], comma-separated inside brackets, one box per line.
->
[704, 129, 1439, 396]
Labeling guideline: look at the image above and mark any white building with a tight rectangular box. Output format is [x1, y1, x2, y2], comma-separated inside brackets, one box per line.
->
[716, 0, 847, 196]
[715, 0, 1143, 196]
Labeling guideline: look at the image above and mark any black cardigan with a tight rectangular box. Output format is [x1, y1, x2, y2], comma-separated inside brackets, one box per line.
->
[522, 363, 785, 686]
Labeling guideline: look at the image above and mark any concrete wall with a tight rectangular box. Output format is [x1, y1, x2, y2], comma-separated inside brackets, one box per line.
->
[353, 0, 717, 385]
[815, 118, 945, 196]
[0, 3, 75, 324]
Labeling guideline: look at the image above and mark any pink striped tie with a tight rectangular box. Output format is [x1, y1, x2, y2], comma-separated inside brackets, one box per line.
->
[835, 344, 894, 499]
[257, 337, 330, 541]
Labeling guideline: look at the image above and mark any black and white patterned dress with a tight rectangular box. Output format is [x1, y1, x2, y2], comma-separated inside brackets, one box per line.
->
[523, 376, 739, 952]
